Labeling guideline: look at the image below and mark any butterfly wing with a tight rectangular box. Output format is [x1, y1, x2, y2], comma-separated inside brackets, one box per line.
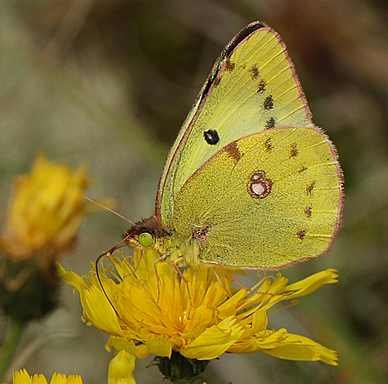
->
[157, 22, 313, 226]
[170, 127, 343, 268]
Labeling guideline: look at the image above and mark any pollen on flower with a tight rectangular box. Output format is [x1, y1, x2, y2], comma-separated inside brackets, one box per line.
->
[59, 248, 339, 367]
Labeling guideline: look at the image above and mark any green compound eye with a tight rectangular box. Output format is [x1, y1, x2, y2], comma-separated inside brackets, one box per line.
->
[138, 232, 153, 247]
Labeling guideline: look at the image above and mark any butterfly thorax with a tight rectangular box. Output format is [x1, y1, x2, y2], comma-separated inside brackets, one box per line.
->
[155, 233, 202, 267]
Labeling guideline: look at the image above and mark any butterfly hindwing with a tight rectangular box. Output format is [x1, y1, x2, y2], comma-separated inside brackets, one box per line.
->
[157, 22, 313, 226]
[170, 127, 342, 268]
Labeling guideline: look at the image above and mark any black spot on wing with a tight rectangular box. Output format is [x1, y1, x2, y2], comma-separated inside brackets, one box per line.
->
[204, 130, 220, 145]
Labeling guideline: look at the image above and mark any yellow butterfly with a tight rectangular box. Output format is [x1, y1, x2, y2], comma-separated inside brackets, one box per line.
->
[123, 21, 343, 269]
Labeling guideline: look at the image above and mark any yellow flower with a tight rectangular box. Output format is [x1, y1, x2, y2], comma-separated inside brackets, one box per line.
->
[4, 354, 135, 384]
[59, 248, 338, 368]
[10, 369, 82, 384]
[0, 154, 89, 266]
[0, 154, 90, 322]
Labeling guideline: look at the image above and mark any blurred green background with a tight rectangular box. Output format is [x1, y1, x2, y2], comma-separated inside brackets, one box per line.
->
[1, 0, 388, 383]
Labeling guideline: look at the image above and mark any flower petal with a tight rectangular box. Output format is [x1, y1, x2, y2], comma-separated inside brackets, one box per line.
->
[263, 333, 338, 366]
[284, 270, 338, 299]
[107, 336, 139, 356]
[146, 334, 172, 357]
[182, 317, 244, 360]
[108, 350, 136, 384]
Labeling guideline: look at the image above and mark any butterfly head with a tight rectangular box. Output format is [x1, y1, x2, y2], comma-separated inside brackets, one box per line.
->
[124, 215, 172, 250]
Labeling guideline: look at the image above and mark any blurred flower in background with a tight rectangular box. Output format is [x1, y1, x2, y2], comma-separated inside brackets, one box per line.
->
[5, 351, 135, 384]
[9, 369, 83, 384]
[1, 154, 89, 268]
[0, 154, 90, 323]
[0, 155, 90, 383]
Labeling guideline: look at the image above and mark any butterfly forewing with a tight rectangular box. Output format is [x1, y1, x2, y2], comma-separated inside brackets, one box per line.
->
[157, 22, 313, 226]
[170, 127, 342, 268]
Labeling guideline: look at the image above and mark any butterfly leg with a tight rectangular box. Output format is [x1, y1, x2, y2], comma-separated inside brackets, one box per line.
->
[202, 260, 250, 290]
[125, 249, 144, 277]
[153, 253, 171, 303]
[203, 261, 274, 299]
[172, 258, 193, 313]
[208, 266, 233, 297]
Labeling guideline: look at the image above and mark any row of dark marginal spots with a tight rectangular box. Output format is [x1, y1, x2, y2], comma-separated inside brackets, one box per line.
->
[297, 178, 317, 241]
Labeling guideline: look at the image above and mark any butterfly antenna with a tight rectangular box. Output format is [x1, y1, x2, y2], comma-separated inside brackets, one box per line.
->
[83, 195, 137, 226]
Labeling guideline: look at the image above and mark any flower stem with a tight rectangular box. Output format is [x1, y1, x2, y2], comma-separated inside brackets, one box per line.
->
[0, 320, 24, 382]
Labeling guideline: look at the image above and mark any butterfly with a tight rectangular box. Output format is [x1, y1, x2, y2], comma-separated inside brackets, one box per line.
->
[122, 21, 343, 269]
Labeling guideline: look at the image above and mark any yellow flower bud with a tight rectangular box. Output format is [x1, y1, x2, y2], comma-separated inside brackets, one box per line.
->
[0, 154, 89, 268]
[0, 154, 90, 322]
